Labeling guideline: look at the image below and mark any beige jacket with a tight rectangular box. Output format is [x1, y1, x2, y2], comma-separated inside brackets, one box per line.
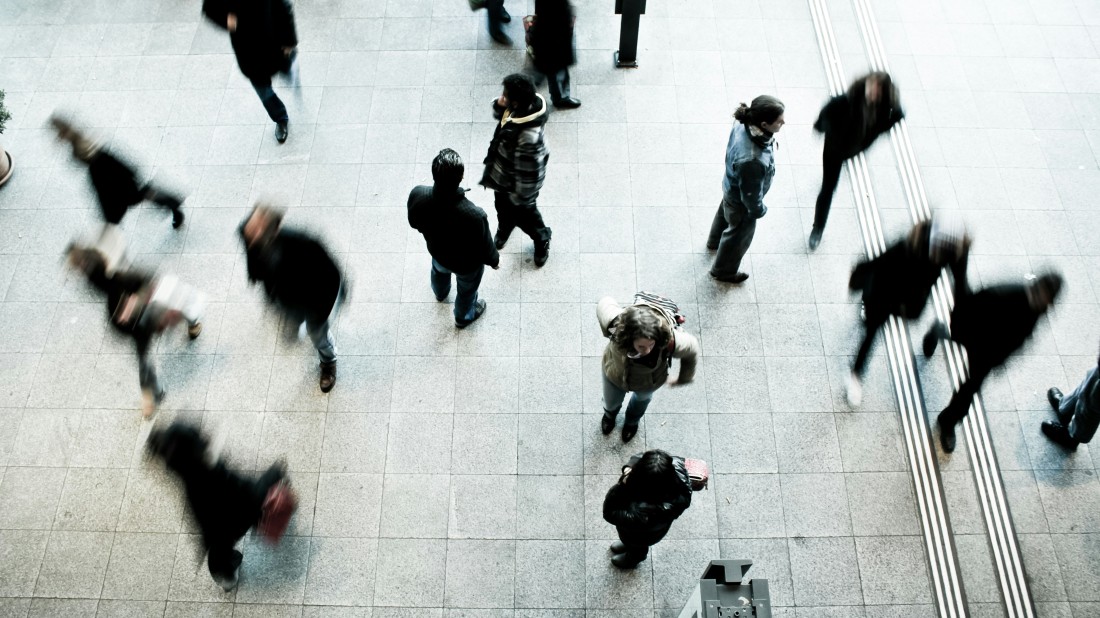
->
[597, 296, 700, 392]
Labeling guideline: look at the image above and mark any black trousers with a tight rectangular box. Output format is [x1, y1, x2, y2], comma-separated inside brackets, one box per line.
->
[939, 358, 996, 429]
[852, 311, 888, 378]
[494, 191, 551, 243]
[205, 464, 286, 582]
[814, 148, 846, 232]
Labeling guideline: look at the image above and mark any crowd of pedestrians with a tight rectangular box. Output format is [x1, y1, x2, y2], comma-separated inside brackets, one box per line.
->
[22, 0, 1094, 594]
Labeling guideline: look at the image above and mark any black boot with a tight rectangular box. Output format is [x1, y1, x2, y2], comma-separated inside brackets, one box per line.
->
[319, 361, 336, 393]
[808, 227, 823, 251]
[494, 228, 511, 250]
[600, 410, 617, 435]
[937, 413, 956, 453]
[1041, 421, 1079, 451]
[534, 232, 551, 267]
[621, 423, 638, 443]
[1047, 387, 1063, 411]
[923, 322, 948, 358]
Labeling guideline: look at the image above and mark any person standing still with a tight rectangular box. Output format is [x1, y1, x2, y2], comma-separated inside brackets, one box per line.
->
[1043, 345, 1100, 451]
[203, 0, 299, 143]
[529, 0, 581, 109]
[481, 73, 553, 267]
[408, 149, 501, 328]
[707, 96, 785, 284]
[602, 450, 693, 569]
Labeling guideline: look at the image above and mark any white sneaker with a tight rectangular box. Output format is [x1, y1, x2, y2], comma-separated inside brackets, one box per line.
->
[845, 373, 863, 408]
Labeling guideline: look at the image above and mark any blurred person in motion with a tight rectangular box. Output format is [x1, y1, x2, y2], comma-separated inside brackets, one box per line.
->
[50, 115, 186, 229]
[472, 0, 514, 45]
[596, 294, 699, 442]
[602, 449, 692, 568]
[809, 72, 903, 250]
[408, 149, 500, 328]
[1043, 343, 1100, 451]
[66, 242, 205, 417]
[925, 272, 1063, 453]
[528, 0, 581, 109]
[845, 215, 970, 406]
[481, 73, 553, 267]
[147, 421, 294, 591]
[203, 0, 299, 143]
[239, 204, 344, 392]
[707, 95, 785, 284]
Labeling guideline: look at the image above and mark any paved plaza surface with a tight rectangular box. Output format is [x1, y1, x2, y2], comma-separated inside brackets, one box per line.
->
[1, 0, 1100, 616]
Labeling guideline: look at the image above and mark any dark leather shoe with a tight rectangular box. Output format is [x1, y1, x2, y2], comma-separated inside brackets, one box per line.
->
[553, 97, 581, 109]
[320, 361, 336, 393]
[500, 8, 512, 22]
[601, 412, 616, 435]
[1041, 421, 1079, 451]
[456, 300, 487, 329]
[172, 210, 185, 229]
[808, 227, 823, 251]
[937, 413, 956, 453]
[610, 541, 626, 553]
[275, 122, 289, 143]
[490, 29, 513, 45]
[622, 423, 638, 443]
[494, 229, 510, 250]
[534, 234, 551, 267]
[711, 271, 749, 284]
[611, 552, 641, 569]
[1048, 387, 1064, 411]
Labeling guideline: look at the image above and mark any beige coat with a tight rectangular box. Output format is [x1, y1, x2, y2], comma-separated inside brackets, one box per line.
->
[597, 297, 700, 392]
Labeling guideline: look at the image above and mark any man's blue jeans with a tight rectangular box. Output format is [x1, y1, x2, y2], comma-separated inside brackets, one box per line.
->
[430, 260, 484, 322]
[1060, 367, 1100, 443]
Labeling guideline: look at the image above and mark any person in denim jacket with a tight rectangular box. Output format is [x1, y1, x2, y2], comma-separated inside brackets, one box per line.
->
[707, 96, 785, 284]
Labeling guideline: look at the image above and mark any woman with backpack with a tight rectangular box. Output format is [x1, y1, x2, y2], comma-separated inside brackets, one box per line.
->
[597, 294, 700, 442]
[603, 449, 693, 568]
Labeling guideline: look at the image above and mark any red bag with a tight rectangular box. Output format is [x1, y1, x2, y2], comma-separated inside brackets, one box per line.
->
[683, 458, 710, 491]
[258, 481, 298, 544]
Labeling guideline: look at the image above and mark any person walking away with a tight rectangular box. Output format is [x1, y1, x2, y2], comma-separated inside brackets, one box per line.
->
[809, 72, 903, 250]
[597, 294, 699, 442]
[50, 115, 185, 229]
[239, 204, 344, 392]
[529, 0, 581, 109]
[707, 96, 785, 284]
[203, 0, 299, 143]
[1043, 344, 1100, 451]
[846, 216, 969, 406]
[67, 243, 204, 417]
[602, 450, 693, 568]
[925, 273, 1063, 453]
[408, 149, 500, 328]
[481, 73, 553, 267]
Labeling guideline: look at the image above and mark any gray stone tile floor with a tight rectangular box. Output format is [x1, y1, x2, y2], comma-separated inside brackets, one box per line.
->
[0, 0, 1097, 616]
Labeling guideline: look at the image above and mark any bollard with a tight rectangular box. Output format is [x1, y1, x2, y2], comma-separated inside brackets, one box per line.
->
[677, 560, 771, 618]
[614, 0, 646, 68]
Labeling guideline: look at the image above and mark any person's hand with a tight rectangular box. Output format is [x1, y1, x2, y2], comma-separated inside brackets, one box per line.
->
[227, 12, 237, 32]
[282, 46, 295, 57]
[496, 94, 508, 107]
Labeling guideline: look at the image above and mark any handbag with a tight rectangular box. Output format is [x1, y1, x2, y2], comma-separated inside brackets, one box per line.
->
[258, 480, 299, 544]
[523, 15, 536, 59]
[683, 457, 710, 491]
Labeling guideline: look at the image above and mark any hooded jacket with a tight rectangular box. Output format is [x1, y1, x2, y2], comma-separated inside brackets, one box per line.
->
[202, 0, 298, 81]
[481, 95, 550, 203]
[602, 458, 692, 547]
[408, 185, 500, 273]
[722, 123, 775, 219]
[597, 297, 700, 393]
[241, 226, 343, 323]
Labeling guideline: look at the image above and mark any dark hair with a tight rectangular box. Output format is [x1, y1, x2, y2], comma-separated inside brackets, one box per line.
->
[732, 95, 785, 127]
[147, 421, 210, 472]
[502, 73, 537, 111]
[431, 148, 464, 189]
[623, 450, 686, 501]
[850, 71, 894, 101]
[611, 305, 671, 355]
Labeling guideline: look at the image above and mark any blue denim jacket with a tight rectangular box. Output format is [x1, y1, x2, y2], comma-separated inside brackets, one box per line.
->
[722, 123, 775, 219]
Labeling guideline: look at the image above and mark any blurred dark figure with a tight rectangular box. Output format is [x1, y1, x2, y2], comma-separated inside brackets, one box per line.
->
[707, 96, 785, 284]
[239, 204, 344, 392]
[476, 0, 513, 44]
[1044, 344, 1100, 451]
[67, 243, 204, 417]
[925, 273, 1063, 453]
[408, 149, 500, 328]
[147, 421, 289, 591]
[481, 73, 553, 267]
[50, 115, 185, 229]
[203, 0, 299, 143]
[602, 450, 692, 568]
[529, 0, 580, 109]
[810, 72, 903, 250]
[846, 216, 970, 406]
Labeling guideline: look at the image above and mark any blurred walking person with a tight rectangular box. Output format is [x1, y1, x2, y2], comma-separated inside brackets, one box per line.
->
[528, 0, 581, 109]
[51, 115, 185, 229]
[239, 204, 344, 392]
[707, 96, 785, 284]
[603, 450, 693, 568]
[809, 72, 903, 250]
[481, 73, 553, 267]
[203, 0, 299, 143]
[925, 273, 1063, 453]
[1043, 344, 1100, 451]
[845, 216, 970, 406]
[409, 149, 500, 328]
[597, 294, 699, 442]
[472, 0, 513, 44]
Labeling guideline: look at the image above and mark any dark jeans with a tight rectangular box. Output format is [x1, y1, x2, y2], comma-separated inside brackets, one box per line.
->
[431, 260, 485, 322]
[814, 149, 845, 232]
[486, 0, 507, 35]
[707, 194, 756, 277]
[532, 68, 572, 103]
[494, 191, 551, 243]
[602, 374, 655, 426]
[134, 334, 161, 396]
[1061, 367, 1100, 443]
[939, 357, 995, 429]
[251, 78, 289, 124]
[206, 464, 285, 583]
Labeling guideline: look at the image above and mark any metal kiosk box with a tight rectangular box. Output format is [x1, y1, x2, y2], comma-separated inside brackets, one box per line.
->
[676, 560, 771, 618]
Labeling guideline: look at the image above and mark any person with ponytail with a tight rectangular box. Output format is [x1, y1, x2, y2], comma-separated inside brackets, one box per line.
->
[706, 95, 785, 284]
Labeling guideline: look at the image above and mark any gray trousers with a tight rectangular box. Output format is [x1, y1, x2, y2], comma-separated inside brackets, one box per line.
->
[1060, 367, 1100, 443]
[602, 374, 656, 425]
[707, 194, 756, 277]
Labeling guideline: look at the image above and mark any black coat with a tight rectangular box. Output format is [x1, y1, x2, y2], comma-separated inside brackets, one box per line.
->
[203, 0, 298, 81]
[531, 0, 576, 74]
[814, 82, 904, 161]
[602, 463, 692, 547]
[949, 284, 1042, 368]
[88, 150, 145, 224]
[408, 185, 500, 273]
[242, 227, 343, 323]
[85, 264, 158, 353]
[849, 236, 968, 323]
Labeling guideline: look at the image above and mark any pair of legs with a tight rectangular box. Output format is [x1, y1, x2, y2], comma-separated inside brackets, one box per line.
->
[1045, 367, 1100, 448]
[494, 191, 552, 260]
[485, 0, 510, 41]
[249, 54, 298, 137]
[610, 526, 668, 568]
[284, 302, 339, 392]
[430, 260, 485, 323]
[141, 184, 186, 228]
[810, 147, 847, 247]
[207, 463, 286, 590]
[845, 310, 890, 407]
[601, 374, 655, 441]
[531, 68, 575, 105]
[707, 194, 755, 280]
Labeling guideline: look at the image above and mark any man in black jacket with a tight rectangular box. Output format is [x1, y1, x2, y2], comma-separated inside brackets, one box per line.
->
[409, 149, 500, 328]
[239, 204, 344, 392]
[481, 73, 553, 267]
[925, 273, 1063, 453]
[203, 0, 299, 143]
